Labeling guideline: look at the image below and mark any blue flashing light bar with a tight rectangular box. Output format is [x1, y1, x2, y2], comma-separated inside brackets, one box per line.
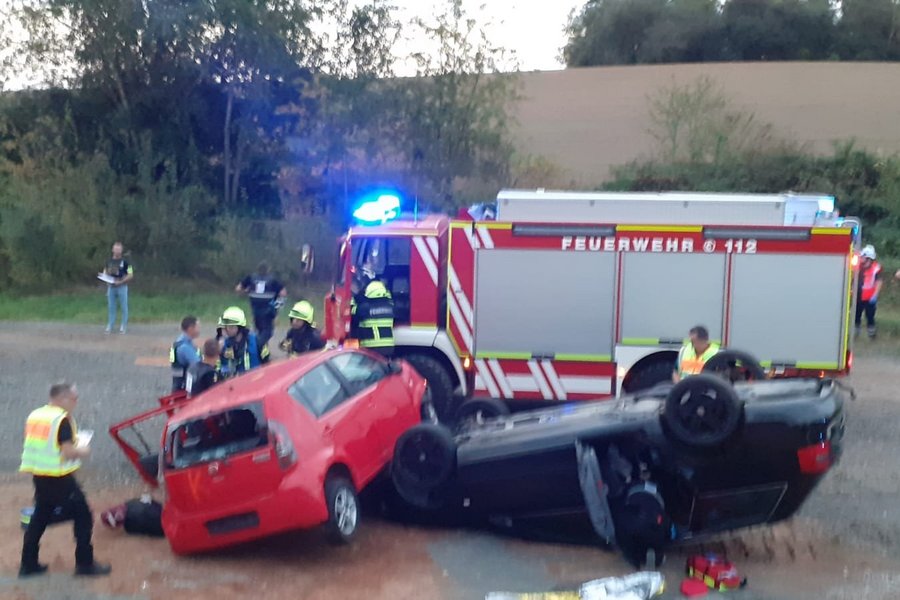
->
[352, 193, 401, 225]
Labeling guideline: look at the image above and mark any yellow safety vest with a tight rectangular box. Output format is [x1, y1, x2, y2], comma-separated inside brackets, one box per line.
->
[19, 405, 81, 477]
[677, 342, 721, 379]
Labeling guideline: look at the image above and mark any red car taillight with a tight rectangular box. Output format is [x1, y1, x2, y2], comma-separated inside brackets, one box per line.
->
[797, 441, 832, 474]
[268, 420, 297, 469]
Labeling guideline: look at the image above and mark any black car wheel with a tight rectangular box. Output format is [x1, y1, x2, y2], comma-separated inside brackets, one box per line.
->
[702, 349, 766, 383]
[454, 398, 510, 429]
[324, 476, 359, 544]
[392, 424, 456, 508]
[664, 374, 742, 447]
[404, 354, 457, 422]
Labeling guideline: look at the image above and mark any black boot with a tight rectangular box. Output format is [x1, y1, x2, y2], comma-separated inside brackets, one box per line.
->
[74, 562, 111, 577]
[18, 563, 48, 578]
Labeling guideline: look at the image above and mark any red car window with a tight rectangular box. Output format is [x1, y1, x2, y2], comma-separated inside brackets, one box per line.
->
[287, 364, 348, 418]
[166, 402, 267, 469]
[329, 352, 388, 395]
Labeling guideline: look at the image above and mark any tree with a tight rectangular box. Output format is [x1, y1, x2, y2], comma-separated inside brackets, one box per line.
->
[838, 0, 900, 60]
[399, 0, 518, 207]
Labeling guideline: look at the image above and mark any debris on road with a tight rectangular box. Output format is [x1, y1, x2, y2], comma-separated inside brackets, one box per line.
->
[486, 571, 665, 600]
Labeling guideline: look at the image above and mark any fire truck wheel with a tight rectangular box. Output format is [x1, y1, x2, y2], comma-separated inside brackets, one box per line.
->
[623, 360, 677, 393]
[403, 354, 457, 421]
[454, 398, 510, 429]
[702, 350, 766, 383]
[391, 424, 456, 508]
[664, 374, 742, 448]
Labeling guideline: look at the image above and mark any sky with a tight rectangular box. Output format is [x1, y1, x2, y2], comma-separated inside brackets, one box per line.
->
[2, 0, 584, 89]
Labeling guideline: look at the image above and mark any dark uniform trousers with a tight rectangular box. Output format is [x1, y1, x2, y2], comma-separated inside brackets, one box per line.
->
[21, 475, 94, 568]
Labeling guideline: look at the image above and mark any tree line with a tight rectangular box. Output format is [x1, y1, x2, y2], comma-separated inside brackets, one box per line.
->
[0, 0, 517, 290]
[565, 0, 900, 66]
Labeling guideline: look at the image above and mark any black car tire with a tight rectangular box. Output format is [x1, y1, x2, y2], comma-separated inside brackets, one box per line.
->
[702, 349, 766, 383]
[404, 354, 456, 421]
[454, 397, 510, 428]
[324, 476, 359, 544]
[664, 374, 742, 448]
[392, 424, 456, 508]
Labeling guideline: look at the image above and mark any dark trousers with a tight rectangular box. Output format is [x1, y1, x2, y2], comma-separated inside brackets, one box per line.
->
[253, 311, 275, 348]
[855, 299, 877, 329]
[21, 475, 94, 569]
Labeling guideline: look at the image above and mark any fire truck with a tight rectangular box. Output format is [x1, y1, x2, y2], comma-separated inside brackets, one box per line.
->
[325, 190, 860, 417]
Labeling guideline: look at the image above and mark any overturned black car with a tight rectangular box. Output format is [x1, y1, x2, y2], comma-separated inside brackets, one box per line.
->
[390, 373, 848, 567]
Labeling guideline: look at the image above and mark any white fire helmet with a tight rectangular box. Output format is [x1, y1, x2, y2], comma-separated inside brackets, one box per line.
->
[860, 245, 877, 260]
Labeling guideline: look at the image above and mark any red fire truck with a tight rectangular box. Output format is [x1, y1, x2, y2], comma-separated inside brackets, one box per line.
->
[325, 190, 860, 417]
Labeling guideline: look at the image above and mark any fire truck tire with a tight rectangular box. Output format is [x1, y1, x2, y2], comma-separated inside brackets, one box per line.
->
[702, 350, 766, 383]
[454, 398, 510, 428]
[404, 354, 456, 421]
[623, 360, 676, 393]
[391, 424, 457, 508]
[663, 374, 742, 448]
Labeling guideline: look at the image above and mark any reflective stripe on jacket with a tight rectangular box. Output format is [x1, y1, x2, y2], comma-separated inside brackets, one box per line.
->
[351, 295, 394, 349]
[19, 405, 80, 477]
[677, 342, 721, 378]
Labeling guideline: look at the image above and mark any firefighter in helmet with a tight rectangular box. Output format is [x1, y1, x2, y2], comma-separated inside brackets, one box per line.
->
[279, 300, 326, 357]
[216, 306, 270, 378]
[856, 244, 882, 339]
[350, 272, 395, 357]
[672, 325, 720, 383]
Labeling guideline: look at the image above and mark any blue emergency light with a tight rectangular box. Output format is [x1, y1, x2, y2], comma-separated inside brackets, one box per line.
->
[352, 193, 401, 225]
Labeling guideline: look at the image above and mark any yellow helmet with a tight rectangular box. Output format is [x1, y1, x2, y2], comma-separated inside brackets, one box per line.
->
[289, 300, 314, 324]
[365, 280, 391, 299]
[218, 306, 247, 327]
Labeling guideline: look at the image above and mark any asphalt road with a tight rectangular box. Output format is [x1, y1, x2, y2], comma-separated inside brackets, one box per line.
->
[1, 322, 900, 600]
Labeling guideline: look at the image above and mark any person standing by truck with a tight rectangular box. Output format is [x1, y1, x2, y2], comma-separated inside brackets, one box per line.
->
[350, 276, 395, 358]
[103, 242, 133, 334]
[235, 261, 287, 348]
[19, 382, 111, 578]
[672, 326, 720, 383]
[856, 245, 883, 339]
[279, 300, 326, 357]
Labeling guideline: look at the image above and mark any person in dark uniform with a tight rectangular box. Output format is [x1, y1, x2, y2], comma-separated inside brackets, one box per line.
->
[235, 261, 287, 347]
[216, 306, 270, 378]
[19, 382, 111, 578]
[350, 277, 395, 358]
[279, 300, 326, 357]
[186, 339, 221, 397]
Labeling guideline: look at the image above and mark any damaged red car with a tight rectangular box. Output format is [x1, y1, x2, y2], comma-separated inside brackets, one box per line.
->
[111, 349, 430, 554]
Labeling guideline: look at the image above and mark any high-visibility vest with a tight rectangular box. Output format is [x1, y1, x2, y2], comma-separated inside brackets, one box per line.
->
[170, 337, 200, 386]
[860, 261, 882, 302]
[19, 405, 80, 477]
[677, 342, 721, 379]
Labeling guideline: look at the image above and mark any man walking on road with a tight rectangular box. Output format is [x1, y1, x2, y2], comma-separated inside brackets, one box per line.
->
[235, 261, 287, 348]
[103, 242, 133, 334]
[19, 382, 111, 578]
[170, 316, 201, 391]
[672, 326, 720, 383]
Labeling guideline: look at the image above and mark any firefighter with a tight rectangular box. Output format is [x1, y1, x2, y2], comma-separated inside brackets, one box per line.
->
[351, 275, 395, 358]
[19, 382, 111, 578]
[279, 300, 325, 357]
[216, 306, 270, 378]
[856, 245, 882, 339]
[235, 261, 287, 348]
[170, 315, 201, 391]
[672, 325, 720, 383]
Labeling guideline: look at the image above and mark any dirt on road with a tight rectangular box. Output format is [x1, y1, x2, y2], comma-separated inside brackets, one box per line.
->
[1, 322, 900, 600]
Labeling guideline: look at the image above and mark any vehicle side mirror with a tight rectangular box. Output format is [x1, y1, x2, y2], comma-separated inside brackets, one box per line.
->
[300, 244, 315, 275]
[387, 360, 403, 376]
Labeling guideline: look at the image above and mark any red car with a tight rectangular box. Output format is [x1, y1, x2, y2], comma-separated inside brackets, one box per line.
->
[111, 349, 429, 554]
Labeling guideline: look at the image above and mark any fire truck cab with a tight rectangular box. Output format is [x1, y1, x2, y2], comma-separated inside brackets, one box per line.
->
[325, 190, 859, 418]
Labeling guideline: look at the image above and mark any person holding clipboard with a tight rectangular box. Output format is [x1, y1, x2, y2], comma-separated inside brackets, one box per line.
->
[98, 242, 133, 334]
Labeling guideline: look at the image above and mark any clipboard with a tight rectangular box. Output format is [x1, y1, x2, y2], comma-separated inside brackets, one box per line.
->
[75, 430, 93, 449]
[97, 273, 116, 284]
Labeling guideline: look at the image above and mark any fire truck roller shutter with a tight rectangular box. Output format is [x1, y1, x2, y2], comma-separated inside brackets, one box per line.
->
[728, 253, 847, 369]
[620, 253, 726, 346]
[474, 249, 615, 359]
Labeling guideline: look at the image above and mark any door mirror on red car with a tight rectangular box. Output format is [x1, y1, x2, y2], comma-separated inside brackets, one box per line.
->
[387, 360, 403, 376]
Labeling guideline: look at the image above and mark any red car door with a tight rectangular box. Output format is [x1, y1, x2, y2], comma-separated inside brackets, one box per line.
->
[162, 401, 285, 514]
[289, 363, 385, 486]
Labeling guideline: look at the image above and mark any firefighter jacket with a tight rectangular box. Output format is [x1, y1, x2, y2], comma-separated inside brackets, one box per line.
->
[219, 329, 270, 378]
[677, 342, 721, 379]
[20, 405, 80, 477]
[280, 326, 326, 357]
[351, 290, 395, 350]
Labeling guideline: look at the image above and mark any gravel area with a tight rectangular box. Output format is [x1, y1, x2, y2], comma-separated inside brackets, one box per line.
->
[1, 322, 900, 599]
